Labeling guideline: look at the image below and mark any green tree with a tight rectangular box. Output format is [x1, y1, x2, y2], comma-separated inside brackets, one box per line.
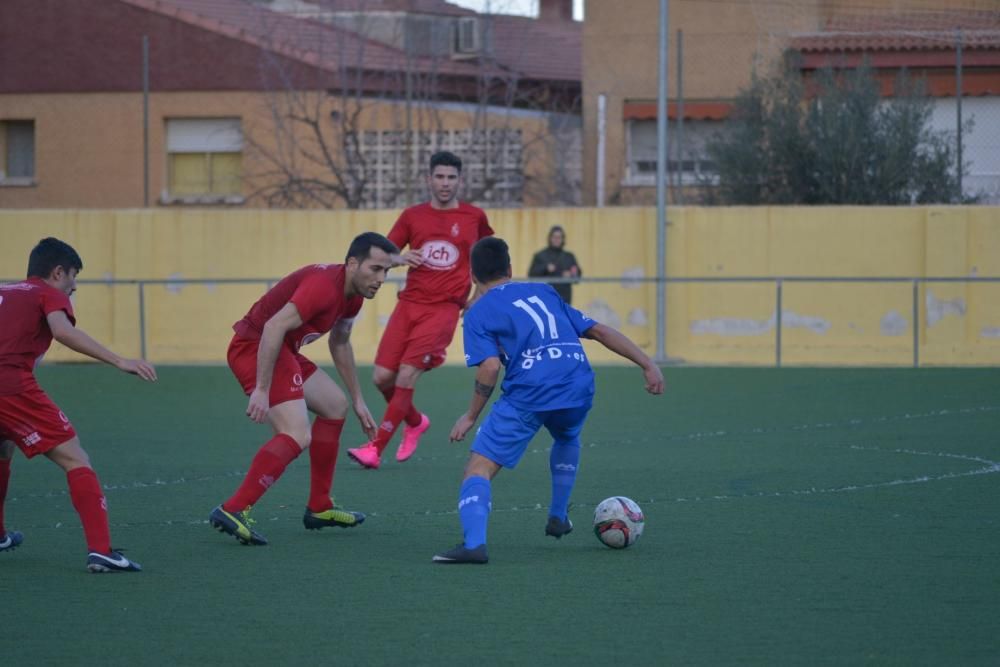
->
[705, 58, 967, 204]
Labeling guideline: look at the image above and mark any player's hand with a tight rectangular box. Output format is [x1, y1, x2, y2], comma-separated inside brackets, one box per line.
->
[353, 401, 378, 441]
[643, 365, 665, 395]
[450, 413, 476, 442]
[117, 358, 158, 382]
[246, 388, 270, 423]
[401, 249, 425, 268]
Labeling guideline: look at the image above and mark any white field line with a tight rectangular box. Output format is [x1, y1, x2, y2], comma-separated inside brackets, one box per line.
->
[7, 406, 999, 527]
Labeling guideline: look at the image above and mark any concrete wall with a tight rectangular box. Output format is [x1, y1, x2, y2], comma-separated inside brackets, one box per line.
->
[0, 91, 566, 209]
[2, 206, 999, 367]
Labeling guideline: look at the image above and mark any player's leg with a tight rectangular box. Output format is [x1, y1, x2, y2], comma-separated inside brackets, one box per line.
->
[216, 399, 310, 532]
[432, 453, 499, 565]
[300, 367, 364, 529]
[434, 400, 540, 564]
[380, 302, 460, 463]
[376, 370, 424, 428]
[368, 363, 425, 458]
[542, 404, 592, 539]
[0, 439, 20, 552]
[211, 337, 308, 545]
[373, 301, 426, 431]
[348, 303, 410, 468]
[45, 436, 141, 572]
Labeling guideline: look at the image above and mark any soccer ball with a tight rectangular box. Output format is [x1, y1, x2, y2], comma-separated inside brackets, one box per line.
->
[593, 496, 645, 549]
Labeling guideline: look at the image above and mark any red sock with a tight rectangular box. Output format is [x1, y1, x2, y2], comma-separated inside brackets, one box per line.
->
[308, 417, 344, 512]
[373, 387, 415, 454]
[223, 434, 301, 512]
[380, 386, 422, 429]
[67, 467, 111, 554]
[0, 458, 11, 535]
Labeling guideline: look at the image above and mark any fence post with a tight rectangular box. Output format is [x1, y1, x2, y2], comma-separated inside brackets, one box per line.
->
[138, 281, 147, 361]
[775, 279, 783, 368]
[912, 279, 919, 368]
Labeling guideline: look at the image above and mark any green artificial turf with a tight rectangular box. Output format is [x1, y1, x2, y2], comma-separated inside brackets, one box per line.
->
[3, 366, 998, 665]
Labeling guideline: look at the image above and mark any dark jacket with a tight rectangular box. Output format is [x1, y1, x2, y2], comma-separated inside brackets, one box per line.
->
[528, 247, 581, 304]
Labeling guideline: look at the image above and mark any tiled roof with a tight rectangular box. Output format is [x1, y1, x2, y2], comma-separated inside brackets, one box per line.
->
[296, 0, 476, 16]
[791, 11, 1000, 53]
[490, 14, 581, 82]
[117, 0, 488, 78]
[117, 0, 579, 83]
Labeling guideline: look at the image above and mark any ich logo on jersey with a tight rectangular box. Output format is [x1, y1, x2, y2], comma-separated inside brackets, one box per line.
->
[421, 241, 459, 271]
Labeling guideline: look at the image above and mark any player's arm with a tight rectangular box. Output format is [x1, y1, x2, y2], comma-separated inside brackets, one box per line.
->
[388, 215, 423, 268]
[46, 310, 157, 381]
[393, 250, 424, 268]
[583, 323, 665, 395]
[247, 301, 302, 423]
[449, 356, 501, 441]
[328, 318, 377, 440]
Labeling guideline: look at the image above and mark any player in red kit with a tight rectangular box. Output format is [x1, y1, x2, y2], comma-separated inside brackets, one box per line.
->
[209, 232, 399, 546]
[0, 238, 157, 572]
[347, 151, 494, 469]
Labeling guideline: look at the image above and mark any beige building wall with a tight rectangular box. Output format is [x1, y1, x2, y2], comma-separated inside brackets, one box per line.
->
[0, 91, 565, 209]
[581, 0, 993, 207]
[582, 0, 782, 207]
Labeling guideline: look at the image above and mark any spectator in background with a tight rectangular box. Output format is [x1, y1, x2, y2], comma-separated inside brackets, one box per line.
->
[528, 225, 581, 304]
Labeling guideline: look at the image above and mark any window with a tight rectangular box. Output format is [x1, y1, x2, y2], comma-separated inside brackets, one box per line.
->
[165, 118, 243, 203]
[358, 128, 523, 209]
[1, 120, 36, 184]
[454, 17, 481, 55]
[626, 119, 719, 186]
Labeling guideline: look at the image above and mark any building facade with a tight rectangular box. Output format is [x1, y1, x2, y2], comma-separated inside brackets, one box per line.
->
[582, 0, 1000, 206]
[0, 0, 582, 209]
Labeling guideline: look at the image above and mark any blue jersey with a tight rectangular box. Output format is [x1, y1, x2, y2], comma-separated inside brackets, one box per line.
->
[463, 282, 596, 411]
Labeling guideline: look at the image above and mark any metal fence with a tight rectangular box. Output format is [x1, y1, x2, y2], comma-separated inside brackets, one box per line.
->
[10, 275, 998, 367]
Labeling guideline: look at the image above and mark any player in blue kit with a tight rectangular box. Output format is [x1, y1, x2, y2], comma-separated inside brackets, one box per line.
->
[433, 237, 664, 564]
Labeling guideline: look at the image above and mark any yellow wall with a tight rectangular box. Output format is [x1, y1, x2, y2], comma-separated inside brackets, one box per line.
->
[2, 206, 999, 367]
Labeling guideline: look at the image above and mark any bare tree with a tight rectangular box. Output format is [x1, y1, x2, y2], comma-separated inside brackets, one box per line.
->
[240, 2, 581, 209]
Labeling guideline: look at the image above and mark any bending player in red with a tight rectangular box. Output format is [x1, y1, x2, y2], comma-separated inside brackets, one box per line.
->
[209, 232, 398, 545]
[347, 151, 494, 470]
[0, 237, 157, 573]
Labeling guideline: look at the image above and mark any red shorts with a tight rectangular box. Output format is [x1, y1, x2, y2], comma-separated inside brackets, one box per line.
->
[375, 300, 461, 372]
[227, 334, 319, 407]
[0, 382, 77, 459]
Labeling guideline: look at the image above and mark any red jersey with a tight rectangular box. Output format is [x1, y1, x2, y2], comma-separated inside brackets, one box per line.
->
[0, 277, 76, 395]
[233, 264, 362, 352]
[388, 201, 493, 306]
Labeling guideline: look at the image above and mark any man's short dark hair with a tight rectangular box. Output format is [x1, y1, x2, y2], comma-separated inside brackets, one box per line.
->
[27, 237, 83, 279]
[471, 237, 510, 284]
[429, 151, 462, 173]
[346, 232, 399, 263]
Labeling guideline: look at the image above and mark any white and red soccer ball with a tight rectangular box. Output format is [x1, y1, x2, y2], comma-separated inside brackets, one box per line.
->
[593, 496, 645, 549]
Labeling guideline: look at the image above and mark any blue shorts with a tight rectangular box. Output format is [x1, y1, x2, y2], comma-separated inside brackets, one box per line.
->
[471, 397, 591, 469]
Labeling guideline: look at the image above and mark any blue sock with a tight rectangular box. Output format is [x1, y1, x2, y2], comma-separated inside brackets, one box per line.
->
[549, 439, 580, 520]
[458, 476, 491, 548]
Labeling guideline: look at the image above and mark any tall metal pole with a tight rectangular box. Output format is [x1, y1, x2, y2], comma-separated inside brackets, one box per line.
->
[142, 35, 150, 207]
[956, 28, 963, 201]
[655, 0, 669, 362]
[596, 93, 606, 207]
[676, 28, 684, 205]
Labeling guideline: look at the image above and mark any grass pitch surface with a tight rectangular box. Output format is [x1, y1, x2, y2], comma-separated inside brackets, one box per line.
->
[3, 366, 999, 665]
